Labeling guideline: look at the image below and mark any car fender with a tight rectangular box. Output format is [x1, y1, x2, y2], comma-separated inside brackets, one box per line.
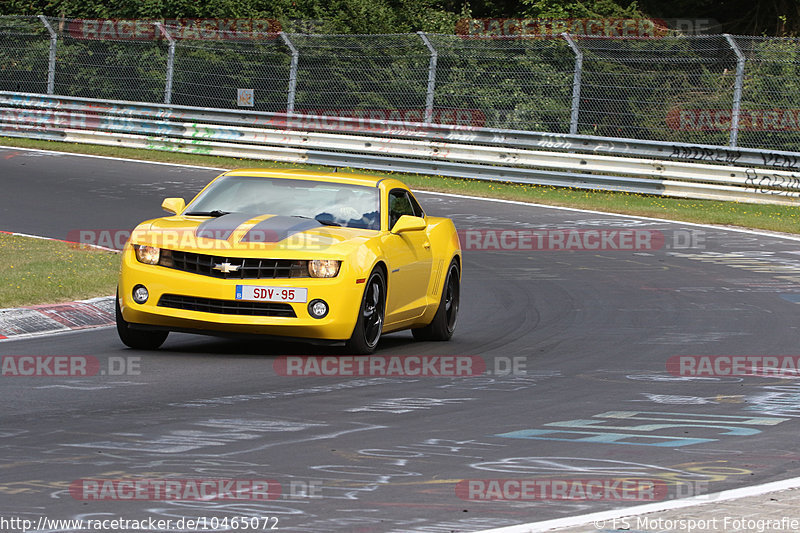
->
[341, 239, 387, 332]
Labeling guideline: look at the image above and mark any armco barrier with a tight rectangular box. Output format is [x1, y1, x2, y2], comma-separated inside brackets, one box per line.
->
[2, 92, 800, 206]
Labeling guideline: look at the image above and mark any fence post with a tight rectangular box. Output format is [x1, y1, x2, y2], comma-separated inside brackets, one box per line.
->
[38, 15, 57, 95]
[418, 31, 438, 124]
[724, 34, 745, 148]
[562, 33, 583, 135]
[156, 23, 175, 105]
[280, 33, 299, 115]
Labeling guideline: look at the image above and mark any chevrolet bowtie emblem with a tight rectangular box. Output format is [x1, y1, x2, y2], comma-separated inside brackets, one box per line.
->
[213, 262, 240, 273]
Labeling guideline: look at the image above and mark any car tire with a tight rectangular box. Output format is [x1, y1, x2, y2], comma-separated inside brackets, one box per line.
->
[345, 268, 386, 354]
[412, 259, 460, 342]
[115, 291, 168, 350]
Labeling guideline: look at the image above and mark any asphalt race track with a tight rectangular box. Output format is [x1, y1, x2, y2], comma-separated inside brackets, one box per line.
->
[2, 146, 800, 532]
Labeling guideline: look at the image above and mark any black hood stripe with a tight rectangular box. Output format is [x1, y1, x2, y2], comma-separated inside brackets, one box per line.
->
[241, 216, 322, 243]
[195, 213, 255, 240]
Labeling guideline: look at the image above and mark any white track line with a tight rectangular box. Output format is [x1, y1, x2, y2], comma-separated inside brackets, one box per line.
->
[0, 229, 120, 252]
[0, 144, 225, 170]
[420, 190, 800, 242]
[0, 325, 115, 343]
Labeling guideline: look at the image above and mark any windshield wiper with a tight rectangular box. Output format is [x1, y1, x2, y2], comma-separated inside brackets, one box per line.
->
[293, 215, 341, 227]
[184, 210, 230, 217]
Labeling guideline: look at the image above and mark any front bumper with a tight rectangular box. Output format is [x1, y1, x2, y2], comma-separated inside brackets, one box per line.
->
[118, 248, 364, 341]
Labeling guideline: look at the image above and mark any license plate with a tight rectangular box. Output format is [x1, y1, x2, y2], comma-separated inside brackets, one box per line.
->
[236, 285, 307, 303]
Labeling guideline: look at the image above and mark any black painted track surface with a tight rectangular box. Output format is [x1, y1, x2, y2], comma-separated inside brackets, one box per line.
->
[2, 147, 800, 532]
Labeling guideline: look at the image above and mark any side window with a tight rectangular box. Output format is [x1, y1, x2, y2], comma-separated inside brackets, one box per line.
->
[408, 192, 425, 218]
[389, 190, 414, 230]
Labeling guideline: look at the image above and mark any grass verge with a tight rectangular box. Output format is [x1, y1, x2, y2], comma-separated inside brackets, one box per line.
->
[0, 232, 120, 308]
[3, 135, 799, 234]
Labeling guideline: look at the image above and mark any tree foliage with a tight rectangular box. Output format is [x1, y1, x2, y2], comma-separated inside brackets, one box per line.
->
[1, 0, 799, 36]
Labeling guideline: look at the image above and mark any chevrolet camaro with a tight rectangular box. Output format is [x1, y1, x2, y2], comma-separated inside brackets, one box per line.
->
[116, 169, 461, 354]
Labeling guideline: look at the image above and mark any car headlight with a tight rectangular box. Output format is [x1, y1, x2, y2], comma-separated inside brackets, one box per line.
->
[134, 245, 161, 265]
[308, 259, 340, 278]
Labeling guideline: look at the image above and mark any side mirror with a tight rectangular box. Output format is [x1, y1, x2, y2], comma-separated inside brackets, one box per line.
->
[392, 215, 426, 234]
[161, 197, 185, 215]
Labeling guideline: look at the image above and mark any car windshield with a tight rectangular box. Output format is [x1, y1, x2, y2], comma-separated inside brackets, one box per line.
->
[185, 176, 381, 230]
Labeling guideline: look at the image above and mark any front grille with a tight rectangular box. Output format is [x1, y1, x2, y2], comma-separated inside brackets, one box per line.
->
[161, 250, 307, 279]
[158, 294, 297, 317]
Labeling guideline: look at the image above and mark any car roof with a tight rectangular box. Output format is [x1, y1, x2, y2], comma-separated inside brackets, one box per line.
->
[222, 168, 389, 188]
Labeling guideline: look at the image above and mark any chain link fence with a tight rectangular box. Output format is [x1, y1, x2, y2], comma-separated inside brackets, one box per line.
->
[2, 15, 800, 151]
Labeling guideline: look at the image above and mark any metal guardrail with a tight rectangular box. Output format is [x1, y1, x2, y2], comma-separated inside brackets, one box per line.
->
[5, 16, 800, 154]
[2, 92, 800, 206]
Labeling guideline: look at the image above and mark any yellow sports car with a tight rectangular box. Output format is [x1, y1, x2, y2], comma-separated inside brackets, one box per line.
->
[116, 169, 461, 354]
